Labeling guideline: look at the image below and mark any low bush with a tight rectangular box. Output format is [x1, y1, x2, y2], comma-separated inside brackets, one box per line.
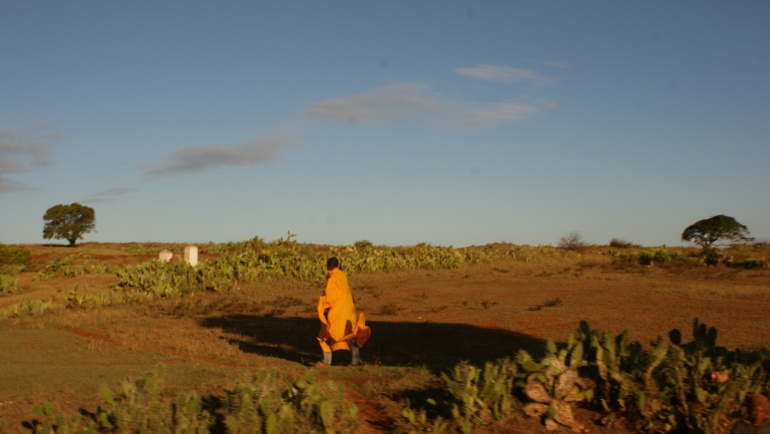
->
[0, 298, 57, 319]
[738, 257, 768, 269]
[0, 244, 32, 269]
[24, 368, 359, 433]
[0, 274, 18, 295]
[609, 238, 635, 248]
[558, 232, 589, 251]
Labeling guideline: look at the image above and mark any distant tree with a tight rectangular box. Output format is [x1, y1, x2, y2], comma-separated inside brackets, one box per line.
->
[558, 231, 588, 251]
[681, 215, 752, 249]
[42, 203, 96, 247]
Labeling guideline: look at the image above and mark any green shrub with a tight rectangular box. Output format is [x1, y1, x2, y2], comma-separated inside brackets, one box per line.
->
[6, 298, 56, 317]
[0, 244, 32, 268]
[36, 255, 116, 279]
[222, 371, 293, 433]
[96, 367, 214, 433]
[738, 257, 767, 269]
[30, 401, 95, 433]
[285, 371, 360, 433]
[702, 248, 724, 266]
[0, 274, 19, 295]
[443, 359, 520, 430]
[630, 248, 687, 266]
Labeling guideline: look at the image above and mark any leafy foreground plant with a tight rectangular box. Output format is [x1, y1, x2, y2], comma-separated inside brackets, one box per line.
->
[21, 368, 358, 434]
[401, 358, 520, 434]
[444, 359, 519, 432]
[15, 318, 770, 433]
[222, 370, 359, 434]
[95, 367, 214, 433]
[571, 318, 770, 432]
[402, 318, 770, 433]
[519, 341, 595, 432]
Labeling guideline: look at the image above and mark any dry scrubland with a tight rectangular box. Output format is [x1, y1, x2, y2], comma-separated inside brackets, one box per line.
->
[0, 241, 769, 433]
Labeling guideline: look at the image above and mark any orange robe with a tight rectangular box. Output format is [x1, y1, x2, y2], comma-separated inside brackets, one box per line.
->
[317, 268, 370, 351]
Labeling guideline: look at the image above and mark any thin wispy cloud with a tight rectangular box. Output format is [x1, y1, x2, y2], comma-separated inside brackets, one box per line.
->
[543, 60, 571, 69]
[445, 101, 546, 129]
[303, 82, 553, 129]
[0, 128, 53, 193]
[80, 188, 136, 204]
[453, 64, 553, 85]
[140, 136, 297, 178]
[34, 121, 59, 129]
[303, 83, 440, 125]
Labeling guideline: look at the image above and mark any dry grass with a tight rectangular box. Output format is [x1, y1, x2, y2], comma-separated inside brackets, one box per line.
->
[0, 242, 768, 431]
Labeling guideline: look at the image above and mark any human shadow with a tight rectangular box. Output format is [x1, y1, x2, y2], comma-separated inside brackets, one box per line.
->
[199, 315, 547, 371]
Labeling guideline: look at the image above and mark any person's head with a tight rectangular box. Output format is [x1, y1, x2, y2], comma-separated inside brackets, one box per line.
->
[327, 257, 339, 271]
[749, 394, 769, 426]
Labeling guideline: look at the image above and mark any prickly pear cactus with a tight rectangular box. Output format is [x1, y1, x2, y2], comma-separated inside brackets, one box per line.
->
[521, 356, 595, 432]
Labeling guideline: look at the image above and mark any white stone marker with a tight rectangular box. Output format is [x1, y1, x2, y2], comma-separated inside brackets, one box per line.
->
[184, 245, 198, 266]
[159, 250, 173, 262]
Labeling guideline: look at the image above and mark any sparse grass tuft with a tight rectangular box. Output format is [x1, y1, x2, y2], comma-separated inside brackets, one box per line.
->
[528, 297, 563, 311]
[264, 308, 286, 317]
[481, 300, 498, 310]
[379, 302, 402, 315]
[542, 297, 562, 307]
[271, 295, 305, 308]
[431, 304, 448, 313]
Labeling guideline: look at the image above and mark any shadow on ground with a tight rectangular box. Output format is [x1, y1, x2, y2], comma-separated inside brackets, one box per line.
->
[199, 315, 547, 371]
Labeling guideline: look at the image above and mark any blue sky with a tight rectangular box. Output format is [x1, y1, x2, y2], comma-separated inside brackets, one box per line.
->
[2, 1, 768, 247]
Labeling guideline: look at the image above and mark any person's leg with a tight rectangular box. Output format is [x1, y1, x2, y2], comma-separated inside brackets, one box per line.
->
[318, 334, 333, 366]
[348, 339, 360, 366]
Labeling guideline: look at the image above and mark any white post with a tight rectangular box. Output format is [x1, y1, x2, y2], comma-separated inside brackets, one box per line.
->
[184, 245, 198, 266]
[159, 250, 173, 262]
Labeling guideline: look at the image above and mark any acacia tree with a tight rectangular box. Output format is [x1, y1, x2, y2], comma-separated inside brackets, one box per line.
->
[681, 215, 752, 249]
[42, 203, 96, 247]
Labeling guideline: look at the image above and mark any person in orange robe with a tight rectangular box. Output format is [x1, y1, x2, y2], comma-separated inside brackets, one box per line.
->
[316, 257, 370, 366]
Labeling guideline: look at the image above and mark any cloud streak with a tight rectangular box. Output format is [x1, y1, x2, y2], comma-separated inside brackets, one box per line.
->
[0, 128, 53, 193]
[303, 83, 440, 125]
[444, 101, 546, 128]
[302, 82, 554, 129]
[453, 64, 553, 85]
[140, 136, 297, 178]
[543, 60, 571, 69]
[80, 188, 136, 204]
[142, 66, 555, 179]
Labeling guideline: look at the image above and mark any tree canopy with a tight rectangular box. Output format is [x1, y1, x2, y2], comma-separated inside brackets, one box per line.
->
[681, 215, 752, 249]
[42, 203, 96, 246]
